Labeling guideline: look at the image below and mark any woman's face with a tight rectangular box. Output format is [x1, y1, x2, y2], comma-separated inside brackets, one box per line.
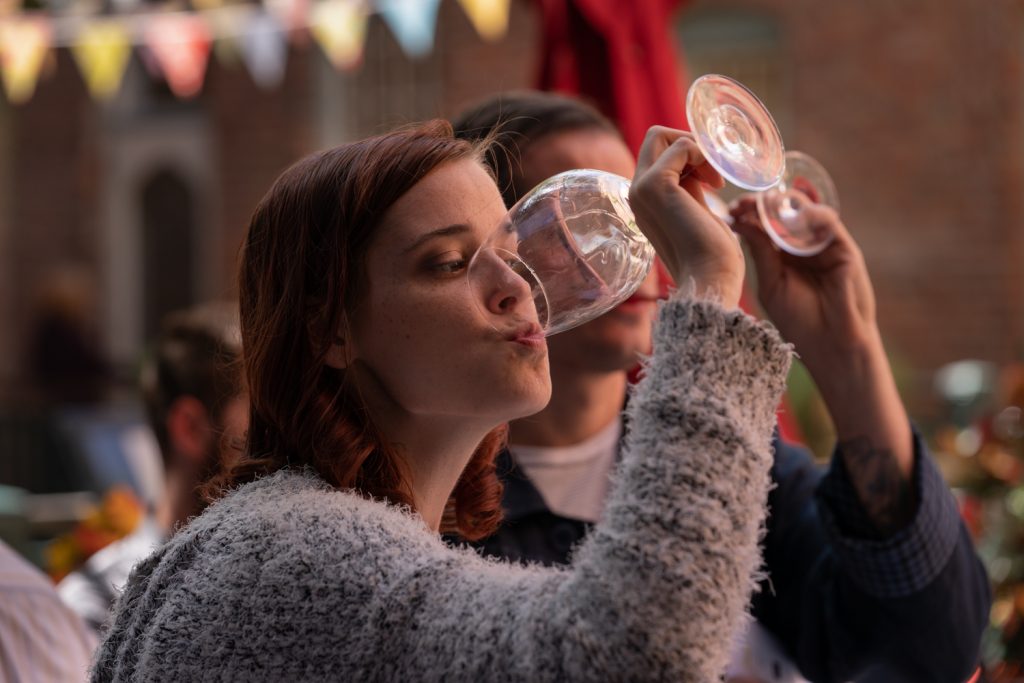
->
[519, 127, 660, 373]
[344, 158, 551, 425]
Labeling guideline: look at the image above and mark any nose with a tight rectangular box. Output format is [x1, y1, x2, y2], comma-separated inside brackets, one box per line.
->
[482, 249, 534, 316]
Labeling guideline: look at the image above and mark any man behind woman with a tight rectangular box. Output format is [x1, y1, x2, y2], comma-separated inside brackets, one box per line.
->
[452, 91, 989, 683]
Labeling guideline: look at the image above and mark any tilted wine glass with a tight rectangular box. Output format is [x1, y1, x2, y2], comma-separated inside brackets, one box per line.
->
[467, 169, 654, 336]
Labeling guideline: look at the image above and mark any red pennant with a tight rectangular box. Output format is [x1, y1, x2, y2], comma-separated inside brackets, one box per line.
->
[144, 14, 212, 98]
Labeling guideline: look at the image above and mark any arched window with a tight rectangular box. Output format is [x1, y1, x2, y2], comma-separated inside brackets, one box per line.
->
[140, 168, 195, 341]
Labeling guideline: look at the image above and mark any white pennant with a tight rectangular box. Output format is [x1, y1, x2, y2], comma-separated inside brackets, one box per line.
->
[241, 11, 287, 89]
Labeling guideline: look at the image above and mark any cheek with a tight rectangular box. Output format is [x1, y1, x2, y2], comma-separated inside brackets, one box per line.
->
[359, 282, 478, 378]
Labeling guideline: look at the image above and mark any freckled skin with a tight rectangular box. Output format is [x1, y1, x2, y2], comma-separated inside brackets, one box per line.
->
[347, 159, 552, 424]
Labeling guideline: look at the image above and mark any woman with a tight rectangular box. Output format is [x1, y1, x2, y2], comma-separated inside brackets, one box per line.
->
[92, 120, 791, 682]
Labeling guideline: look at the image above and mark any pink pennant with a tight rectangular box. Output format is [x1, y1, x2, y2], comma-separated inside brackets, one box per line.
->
[144, 14, 212, 99]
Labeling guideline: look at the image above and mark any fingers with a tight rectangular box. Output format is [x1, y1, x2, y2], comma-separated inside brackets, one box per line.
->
[730, 195, 862, 275]
[788, 203, 863, 269]
[635, 126, 684, 175]
[635, 126, 725, 190]
[730, 195, 782, 287]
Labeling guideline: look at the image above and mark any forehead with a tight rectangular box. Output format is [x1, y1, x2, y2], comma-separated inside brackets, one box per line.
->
[520, 128, 635, 187]
[377, 158, 506, 243]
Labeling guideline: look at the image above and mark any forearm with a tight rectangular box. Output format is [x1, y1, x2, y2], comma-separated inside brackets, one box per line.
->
[558, 295, 791, 679]
[804, 327, 915, 533]
[756, 437, 988, 681]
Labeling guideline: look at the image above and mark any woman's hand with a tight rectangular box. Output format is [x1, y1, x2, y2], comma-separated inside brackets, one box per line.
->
[629, 126, 744, 308]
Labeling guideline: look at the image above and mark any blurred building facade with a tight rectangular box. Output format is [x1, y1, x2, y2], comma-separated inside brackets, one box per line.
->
[0, 0, 1021, 414]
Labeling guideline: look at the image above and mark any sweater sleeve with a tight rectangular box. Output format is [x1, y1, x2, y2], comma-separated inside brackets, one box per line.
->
[369, 295, 792, 682]
[90, 295, 792, 683]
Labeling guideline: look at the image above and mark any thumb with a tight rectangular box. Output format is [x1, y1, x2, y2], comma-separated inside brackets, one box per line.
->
[730, 197, 782, 290]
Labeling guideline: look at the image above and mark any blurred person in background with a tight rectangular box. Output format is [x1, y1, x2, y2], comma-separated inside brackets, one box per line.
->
[58, 302, 246, 634]
[27, 265, 112, 406]
[0, 538, 95, 682]
[453, 91, 990, 683]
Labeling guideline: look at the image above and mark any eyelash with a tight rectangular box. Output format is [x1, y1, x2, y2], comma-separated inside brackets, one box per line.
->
[433, 258, 467, 274]
[430, 253, 521, 276]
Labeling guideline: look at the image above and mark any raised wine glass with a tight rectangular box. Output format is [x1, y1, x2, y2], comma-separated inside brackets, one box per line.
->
[756, 150, 840, 256]
[685, 74, 785, 192]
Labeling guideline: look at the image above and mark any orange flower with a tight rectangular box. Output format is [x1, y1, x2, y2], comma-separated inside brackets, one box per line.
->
[44, 485, 145, 583]
[100, 486, 144, 536]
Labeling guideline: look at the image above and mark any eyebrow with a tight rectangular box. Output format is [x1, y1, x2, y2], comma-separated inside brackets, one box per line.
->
[402, 224, 472, 254]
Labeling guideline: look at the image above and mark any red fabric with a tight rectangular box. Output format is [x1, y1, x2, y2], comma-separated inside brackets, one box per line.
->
[535, 0, 689, 155]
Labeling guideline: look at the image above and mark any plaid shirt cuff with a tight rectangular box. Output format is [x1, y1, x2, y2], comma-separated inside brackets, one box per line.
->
[815, 429, 962, 599]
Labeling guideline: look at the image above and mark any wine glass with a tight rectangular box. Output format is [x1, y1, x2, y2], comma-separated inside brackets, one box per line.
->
[467, 169, 654, 336]
[686, 74, 785, 192]
[756, 150, 840, 256]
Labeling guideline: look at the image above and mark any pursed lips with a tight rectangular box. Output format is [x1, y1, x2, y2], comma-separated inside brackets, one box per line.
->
[506, 322, 545, 348]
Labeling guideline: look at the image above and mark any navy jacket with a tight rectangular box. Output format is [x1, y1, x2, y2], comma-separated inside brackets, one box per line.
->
[471, 432, 990, 682]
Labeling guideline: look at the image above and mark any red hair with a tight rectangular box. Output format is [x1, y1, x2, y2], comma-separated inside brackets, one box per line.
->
[207, 121, 505, 541]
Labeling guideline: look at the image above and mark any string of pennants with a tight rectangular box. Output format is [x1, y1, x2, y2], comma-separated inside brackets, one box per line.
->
[0, 0, 511, 104]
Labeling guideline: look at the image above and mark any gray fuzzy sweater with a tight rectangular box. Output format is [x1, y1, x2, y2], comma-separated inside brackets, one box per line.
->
[92, 296, 791, 682]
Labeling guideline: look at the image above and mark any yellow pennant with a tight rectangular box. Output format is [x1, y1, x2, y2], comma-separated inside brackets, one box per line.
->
[457, 0, 510, 42]
[311, 0, 367, 70]
[0, 17, 51, 104]
[71, 21, 131, 101]
[205, 6, 249, 68]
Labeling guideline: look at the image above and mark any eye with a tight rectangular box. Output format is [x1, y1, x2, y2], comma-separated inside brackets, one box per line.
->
[430, 252, 467, 274]
[436, 259, 467, 274]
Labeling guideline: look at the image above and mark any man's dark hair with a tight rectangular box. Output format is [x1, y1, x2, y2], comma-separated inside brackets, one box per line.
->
[140, 302, 242, 460]
[452, 90, 619, 208]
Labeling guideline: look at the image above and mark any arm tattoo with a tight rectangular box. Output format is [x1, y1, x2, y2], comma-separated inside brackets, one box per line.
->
[838, 436, 916, 536]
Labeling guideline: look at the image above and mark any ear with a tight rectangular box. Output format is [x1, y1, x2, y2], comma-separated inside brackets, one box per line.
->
[165, 396, 215, 467]
[324, 335, 350, 370]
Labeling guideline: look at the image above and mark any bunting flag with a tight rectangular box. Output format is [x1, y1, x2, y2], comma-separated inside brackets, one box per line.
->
[144, 14, 212, 99]
[0, 17, 51, 104]
[266, 0, 312, 45]
[457, 0, 510, 42]
[206, 5, 247, 67]
[310, 0, 367, 70]
[71, 20, 131, 101]
[376, 0, 441, 58]
[0, 0, 515, 104]
[241, 11, 287, 89]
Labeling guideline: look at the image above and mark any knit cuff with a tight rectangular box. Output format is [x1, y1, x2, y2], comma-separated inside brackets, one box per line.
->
[647, 292, 793, 431]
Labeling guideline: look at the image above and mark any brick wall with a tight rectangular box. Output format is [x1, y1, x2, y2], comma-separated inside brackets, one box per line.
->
[6, 50, 100, 396]
[2, 0, 1021, 412]
[679, 0, 1024, 415]
[207, 46, 316, 300]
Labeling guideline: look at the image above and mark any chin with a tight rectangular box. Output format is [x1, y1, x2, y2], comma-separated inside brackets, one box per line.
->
[503, 380, 552, 421]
